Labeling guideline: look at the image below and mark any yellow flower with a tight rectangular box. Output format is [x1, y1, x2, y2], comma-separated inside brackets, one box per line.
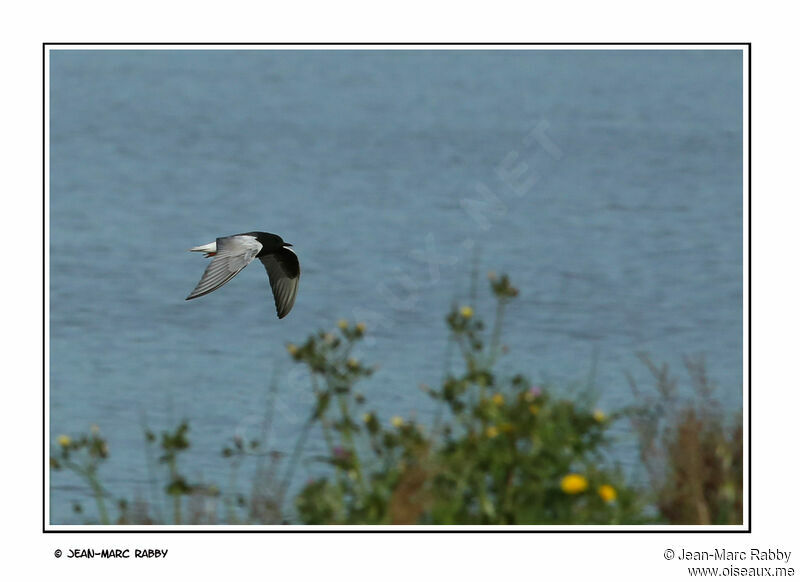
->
[362, 413, 372, 423]
[485, 426, 500, 438]
[337, 319, 349, 330]
[347, 357, 359, 369]
[391, 416, 404, 428]
[356, 322, 366, 333]
[491, 393, 505, 406]
[286, 343, 298, 356]
[593, 409, 606, 423]
[560, 473, 589, 495]
[528, 404, 539, 415]
[460, 305, 474, 318]
[57, 435, 71, 447]
[598, 484, 617, 503]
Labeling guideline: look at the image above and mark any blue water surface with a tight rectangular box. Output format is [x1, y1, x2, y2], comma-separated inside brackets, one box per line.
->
[49, 49, 743, 524]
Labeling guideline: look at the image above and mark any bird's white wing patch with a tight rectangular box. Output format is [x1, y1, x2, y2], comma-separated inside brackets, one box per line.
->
[186, 235, 263, 300]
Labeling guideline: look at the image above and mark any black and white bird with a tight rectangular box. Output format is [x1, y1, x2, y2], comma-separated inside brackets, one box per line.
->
[186, 232, 300, 319]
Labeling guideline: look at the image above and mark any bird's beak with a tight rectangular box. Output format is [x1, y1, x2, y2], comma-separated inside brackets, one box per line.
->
[284, 243, 293, 247]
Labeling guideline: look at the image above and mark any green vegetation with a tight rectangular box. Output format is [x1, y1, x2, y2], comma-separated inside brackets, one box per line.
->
[50, 273, 743, 526]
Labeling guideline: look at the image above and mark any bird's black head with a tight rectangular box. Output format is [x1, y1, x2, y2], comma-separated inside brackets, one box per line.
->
[252, 231, 291, 252]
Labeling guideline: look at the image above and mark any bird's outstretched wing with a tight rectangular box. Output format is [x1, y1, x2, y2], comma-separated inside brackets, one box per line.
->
[259, 246, 300, 319]
[186, 235, 263, 300]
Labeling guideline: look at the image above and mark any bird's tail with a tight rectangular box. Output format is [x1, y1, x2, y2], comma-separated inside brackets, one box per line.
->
[188, 242, 217, 257]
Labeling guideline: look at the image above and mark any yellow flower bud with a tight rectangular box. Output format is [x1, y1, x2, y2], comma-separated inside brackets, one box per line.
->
[391, 416, 404, 428]
[459, 305, 474, 318]
[337, 319, 349, 330]
[560, 473, 588, 494]
[57, 435, 71, 447]
[598, 484, 617, 503]
[485, 426, 500, 438]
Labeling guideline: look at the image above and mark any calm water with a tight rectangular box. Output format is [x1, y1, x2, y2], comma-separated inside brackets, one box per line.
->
[48, 49, 743, 524]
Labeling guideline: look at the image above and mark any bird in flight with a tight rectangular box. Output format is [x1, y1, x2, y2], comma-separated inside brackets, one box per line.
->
[186, 232, 300, 319]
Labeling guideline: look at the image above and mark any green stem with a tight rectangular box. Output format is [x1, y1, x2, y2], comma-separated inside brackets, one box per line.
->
[226, 458, 242, 524]
[141, 439, 164, 523]
[87, 471, 110, 525]
[336, 392, 366, 492]
[469, 248, 480, 306]
[278, 414, 315, 505]
[432, 332, 456, 437]
[62, 460, 109, 525]
[168, 458, 181, 525]
[255, 366, 281, 478]
[488, 298, 507, 365]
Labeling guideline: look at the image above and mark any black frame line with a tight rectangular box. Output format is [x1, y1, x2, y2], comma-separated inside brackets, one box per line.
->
[43, 41, 751, 534]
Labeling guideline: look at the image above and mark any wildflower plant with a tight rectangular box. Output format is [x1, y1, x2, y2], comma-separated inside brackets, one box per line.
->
[148, 421, 221, 524]
[50, 426, 112, 524]
[293, 274, 644, 525]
